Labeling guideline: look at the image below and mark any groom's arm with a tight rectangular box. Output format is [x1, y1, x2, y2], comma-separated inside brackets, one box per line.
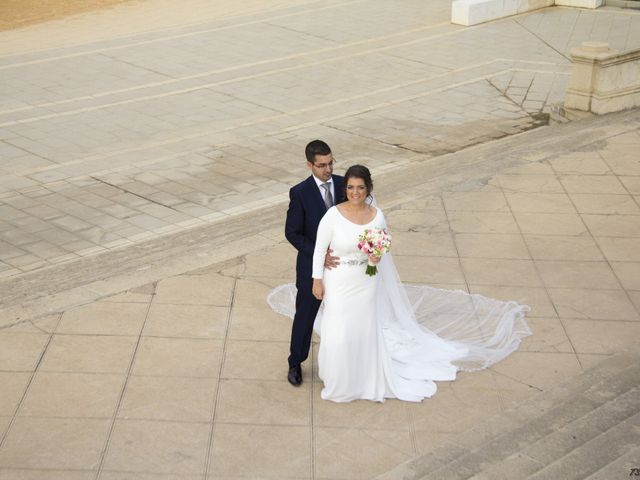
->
[285, 188, 315, 257]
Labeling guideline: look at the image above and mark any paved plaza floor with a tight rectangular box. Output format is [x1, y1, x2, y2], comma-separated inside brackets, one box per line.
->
[0, 0, 639, 479]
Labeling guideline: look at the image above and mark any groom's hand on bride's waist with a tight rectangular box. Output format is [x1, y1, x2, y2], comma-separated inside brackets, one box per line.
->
[324, 248, 340, 270]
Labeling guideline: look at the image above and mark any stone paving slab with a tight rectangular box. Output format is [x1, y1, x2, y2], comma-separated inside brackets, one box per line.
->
[2, 1, 638, 278]
[0, 107, 639, 479]
[0, 1, 640, 479]
[0, 0, 320, 55]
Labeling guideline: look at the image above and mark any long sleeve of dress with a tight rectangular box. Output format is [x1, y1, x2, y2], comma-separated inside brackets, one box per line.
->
[312, 208, 335, 279]
[378, 210, 387, 230]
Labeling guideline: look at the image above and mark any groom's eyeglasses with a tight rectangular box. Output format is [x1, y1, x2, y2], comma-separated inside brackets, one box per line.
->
[313, 159, 336, 170]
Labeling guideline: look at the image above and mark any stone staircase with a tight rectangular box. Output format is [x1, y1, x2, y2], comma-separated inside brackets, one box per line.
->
[377, 351, 640, 480]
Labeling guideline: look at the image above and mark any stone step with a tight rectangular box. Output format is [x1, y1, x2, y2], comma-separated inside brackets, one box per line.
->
[467, 385, 640, 479]
[375, 351, 640, 480]
[584, 444, 640, 480]
[417, 380, 640, 480]
[527, 411, 640, 480]
[4, 108, 640, 329]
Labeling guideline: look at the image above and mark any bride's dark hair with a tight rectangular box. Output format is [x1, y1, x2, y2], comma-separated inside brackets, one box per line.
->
[344, 164, 373, 200]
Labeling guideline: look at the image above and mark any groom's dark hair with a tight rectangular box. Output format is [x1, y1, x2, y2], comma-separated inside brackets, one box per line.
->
[305, 140, 332, 163]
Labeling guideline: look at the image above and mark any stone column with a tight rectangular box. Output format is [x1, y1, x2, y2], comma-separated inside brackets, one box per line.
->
[565, 42, 615, 112]
[565, 42, 640, 114]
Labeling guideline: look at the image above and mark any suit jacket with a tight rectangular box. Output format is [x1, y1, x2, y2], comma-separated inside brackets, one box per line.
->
[285, 174, 345, 278]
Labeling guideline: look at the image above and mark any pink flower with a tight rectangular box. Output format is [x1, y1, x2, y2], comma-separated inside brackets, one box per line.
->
[356, 228, 392, 276]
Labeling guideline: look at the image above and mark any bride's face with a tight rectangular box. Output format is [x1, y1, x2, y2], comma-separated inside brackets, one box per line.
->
[346, 177, 368, 205]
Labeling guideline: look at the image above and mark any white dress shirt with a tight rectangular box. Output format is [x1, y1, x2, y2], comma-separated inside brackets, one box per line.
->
[312, 174, 335, 206]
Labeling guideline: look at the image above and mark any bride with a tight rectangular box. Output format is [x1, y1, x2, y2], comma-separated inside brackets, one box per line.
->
[269, 165, 531, 403]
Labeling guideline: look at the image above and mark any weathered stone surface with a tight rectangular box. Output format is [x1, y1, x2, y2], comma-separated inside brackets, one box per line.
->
[376, 353, 640, 479]
[566, 42, 640, 114]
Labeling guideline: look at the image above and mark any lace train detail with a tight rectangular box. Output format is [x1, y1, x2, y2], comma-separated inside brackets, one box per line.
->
[267, 256, 531, 375]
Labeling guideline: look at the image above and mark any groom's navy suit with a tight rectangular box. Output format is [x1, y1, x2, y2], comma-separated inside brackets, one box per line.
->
[285, 174, 344, 368]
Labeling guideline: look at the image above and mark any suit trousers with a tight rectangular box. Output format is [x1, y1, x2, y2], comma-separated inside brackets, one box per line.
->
[288, 275, 321, 368]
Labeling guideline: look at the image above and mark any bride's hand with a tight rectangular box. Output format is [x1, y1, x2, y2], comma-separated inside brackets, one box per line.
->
[312, 279, 324, 300]
[369, 254, 381, 265]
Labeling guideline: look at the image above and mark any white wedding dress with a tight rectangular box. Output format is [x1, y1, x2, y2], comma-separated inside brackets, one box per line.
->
[268, 206, 531, 403]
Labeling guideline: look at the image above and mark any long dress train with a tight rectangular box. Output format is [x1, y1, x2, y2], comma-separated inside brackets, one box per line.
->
[268, 206, 531, 402]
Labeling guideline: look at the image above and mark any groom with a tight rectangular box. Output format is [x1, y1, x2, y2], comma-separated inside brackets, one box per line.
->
[285, 139, 344, 386]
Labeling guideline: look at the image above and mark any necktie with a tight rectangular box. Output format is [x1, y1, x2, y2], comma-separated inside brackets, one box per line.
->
[321, 182, 333, 209]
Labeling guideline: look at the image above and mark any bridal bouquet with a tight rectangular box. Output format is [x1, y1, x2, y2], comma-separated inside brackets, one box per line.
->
[357, 228, 392, 276]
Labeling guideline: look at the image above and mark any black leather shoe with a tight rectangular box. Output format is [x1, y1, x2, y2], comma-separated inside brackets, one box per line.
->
[288, 365, 302, 386]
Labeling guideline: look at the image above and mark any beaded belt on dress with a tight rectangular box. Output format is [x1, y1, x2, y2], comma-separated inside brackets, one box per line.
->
[341, 258, 368, 266]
